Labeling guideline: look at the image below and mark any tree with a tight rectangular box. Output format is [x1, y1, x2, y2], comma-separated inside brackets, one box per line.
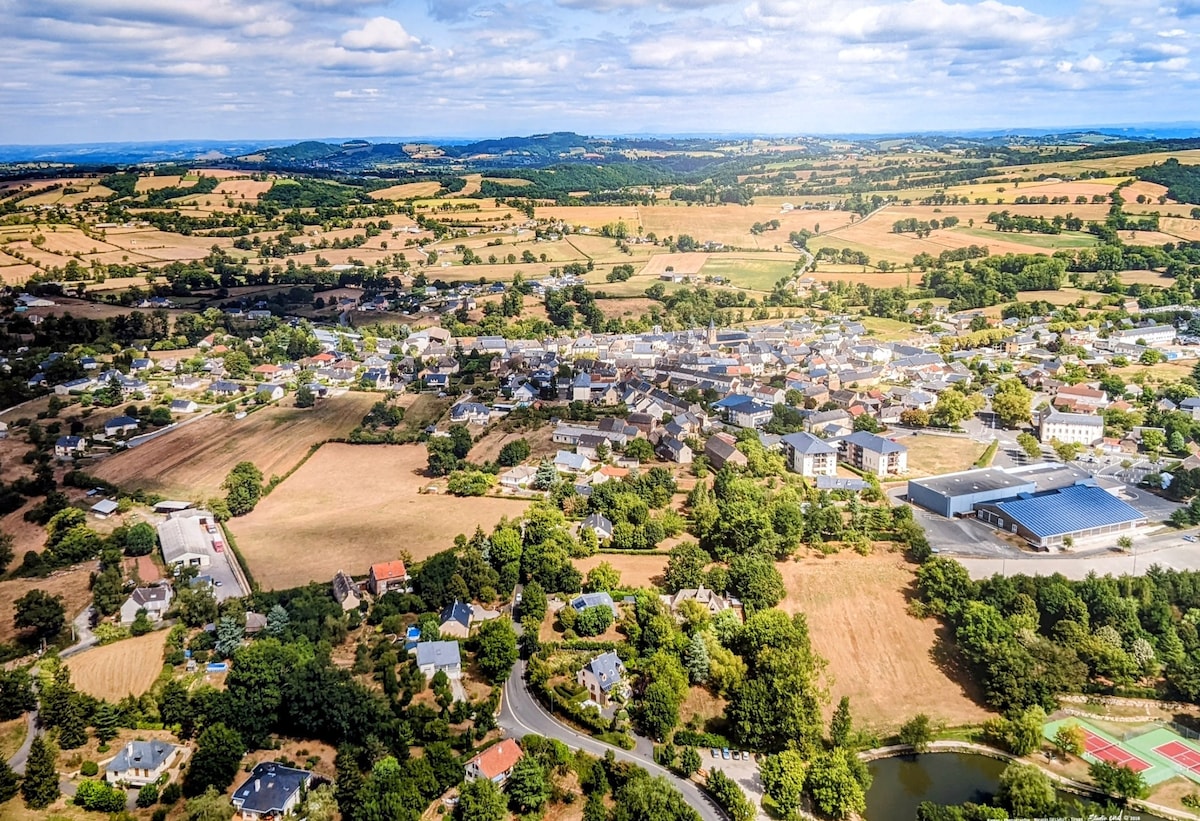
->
[0, 758, 19, 804]
[728, 554, 784, 614]
[506, 754, 549, 814]
[1016, 432, 1042, 460]
[293, 382, 315, 409]
[520, 581, 547, 623]
[456, 776, 506, 821]
[931, 390, 973, 427]
[475, 617, 518, 684]
[123, 522, 157, 556]
[830, 696, 853, 748]
[265, 603, 290, 637]
[992, 379, 1033, 429]
[532, 459, 558, 490]
[899, 713, 933, 752]
[805, 748, 866, 819]
[186, 785, 236, 821]
[679, 746, 701, 777]
[21, 735, 59, 809]
[497, 438, 531, 467]
[637, 679, 683, 741]
[92, 701, 119, 745]
[575, 605, 614, 637]
[760, 749, 807, 818]
[1052, 723, 1084, 760]
[0, 668, 37, 720]
[584, 561, 621, 592]
[1089, 760, 1149, 802]
[137, 781, 160, 808]
[663, 542, 708, 593]
[706, 769, 754, 821]
[624, 437, 654, 463]
[0, 531, 14, 573]
[1142, 428, 1166, 453]
[683, 632, 710, 684]
[611, 775, 700, 821]
[13, 590, 65, 642]
[222, 461, 263, 516]
[300, 783, 338, 821]
[997, 763, 1056, 818]
[57, 694, 88, 749]
[184, 723, 245, 797]
[214, 615, 245, 658]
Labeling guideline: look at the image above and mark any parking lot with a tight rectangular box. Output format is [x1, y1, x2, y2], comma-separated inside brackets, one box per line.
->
[203, 550, 248, 602]
[702, 749, 766, 820]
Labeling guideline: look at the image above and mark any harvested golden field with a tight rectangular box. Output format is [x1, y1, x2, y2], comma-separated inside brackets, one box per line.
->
[1160, 217, 1200, 240]
[638, 252, 711, 276]
[92, 392, 376, 499]
[0, 717, 26, 761]
[595, 296, 661, 320]
[213, 178, 273, 199]
[134, 175, 184, 192]
[901, 433, 989, 477]
[65, 630, 170, 701]
[229, 444, 531, 589]
[574, 553, 667, 589]
[0, 565, 94, 644]
[538, 205, 643, 230]
[0, 261, 39, 284]
[779, 551, 991, 730]
[371, 181, 443, 200]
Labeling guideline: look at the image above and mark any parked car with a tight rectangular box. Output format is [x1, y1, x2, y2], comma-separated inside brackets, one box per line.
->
[721, 748, 730, 760]
[1184, 535, 1197, 543]
[711, 748, 720, 758]
[731, 751, 740, 760]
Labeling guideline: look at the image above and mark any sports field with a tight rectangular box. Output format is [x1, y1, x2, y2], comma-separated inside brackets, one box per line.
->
[1043, 717, 1200, 786]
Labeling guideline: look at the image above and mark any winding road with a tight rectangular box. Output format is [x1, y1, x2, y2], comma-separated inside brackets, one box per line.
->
[498, 658, 726, 821]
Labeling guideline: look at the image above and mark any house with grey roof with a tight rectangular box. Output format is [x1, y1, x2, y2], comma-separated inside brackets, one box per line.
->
[231, 762, 313, 821]
[120, 585, 173, 626]
[414, 640, 462, 677]
[577, 651, 626, 707]
[440, 599, 473, 638]
[105, 740, 181, 786]
[781, 431, 837, 477]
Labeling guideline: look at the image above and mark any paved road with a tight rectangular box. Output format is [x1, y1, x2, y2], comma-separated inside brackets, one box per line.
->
[6, 709, 38, 774]
[61, 606, 98, 658]
[498, 659, 726, 821]
[958, 532, 1200, 580]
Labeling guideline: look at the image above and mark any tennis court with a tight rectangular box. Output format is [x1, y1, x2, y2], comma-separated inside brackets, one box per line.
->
[1082, 728, 1152, 772]
[1154, 740, 1200, 775]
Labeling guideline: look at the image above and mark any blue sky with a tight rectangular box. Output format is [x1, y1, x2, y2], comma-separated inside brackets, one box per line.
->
[0, 0, 1197, 144]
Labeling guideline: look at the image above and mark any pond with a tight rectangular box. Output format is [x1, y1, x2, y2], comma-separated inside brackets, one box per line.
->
[865, 751, 1173, 820]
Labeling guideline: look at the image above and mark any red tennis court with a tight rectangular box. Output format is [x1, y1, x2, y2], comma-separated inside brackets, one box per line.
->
[1155, 740, 1200, 774]
[1082, 730, 1152, 772]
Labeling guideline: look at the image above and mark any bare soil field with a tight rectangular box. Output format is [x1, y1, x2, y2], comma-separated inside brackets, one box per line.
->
[574, 553, 667, 589]
[595, 296, 661, 320]
[778, 551, 991, 730]
[92, 393, 376, 499]
[0, 565, 95, 645]
[229, 443, 531, 589]
[902, 434, 989, 477]
[65, 629, 170, 701]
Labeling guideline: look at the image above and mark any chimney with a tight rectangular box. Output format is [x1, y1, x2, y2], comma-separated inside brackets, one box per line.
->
[255, 779, 261, 792]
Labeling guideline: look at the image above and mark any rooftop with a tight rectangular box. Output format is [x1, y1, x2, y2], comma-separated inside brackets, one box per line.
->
[910, 468, 1035, 497]
[982, 484, 1147, 539]
[232, 762, 313, 815]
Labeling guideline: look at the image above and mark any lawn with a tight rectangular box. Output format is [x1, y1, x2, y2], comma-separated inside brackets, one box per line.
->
[698, 258, 796, 291]
[949, 225, 1099, 250]
[228, 443, 531, 590]
[901, 433, 989, 478]
[777, 551, 991, 731]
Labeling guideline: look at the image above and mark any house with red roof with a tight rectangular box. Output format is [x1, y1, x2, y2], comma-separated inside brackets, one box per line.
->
[368, 560, 410, 595]
[464, 739, 524, 785]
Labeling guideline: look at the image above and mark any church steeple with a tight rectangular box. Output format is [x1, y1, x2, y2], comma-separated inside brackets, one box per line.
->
[707, 318, 717, 345]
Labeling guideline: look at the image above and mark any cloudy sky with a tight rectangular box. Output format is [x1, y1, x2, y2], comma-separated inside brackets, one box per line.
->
[1, 0, 1197, 144]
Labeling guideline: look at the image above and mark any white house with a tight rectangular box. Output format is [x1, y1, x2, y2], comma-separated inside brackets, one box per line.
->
[465, 739, 524, 785]
[414, 640, 462, 678]
[120, 585, 173, 625]
[105, 740, 181, 787]
[781, 431, 838, 477]
[838, 431, 907, 477]
[1038, 408, 1104, 446]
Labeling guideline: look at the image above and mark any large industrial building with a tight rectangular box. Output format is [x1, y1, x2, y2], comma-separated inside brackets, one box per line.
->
[907, 463, 1145, 550]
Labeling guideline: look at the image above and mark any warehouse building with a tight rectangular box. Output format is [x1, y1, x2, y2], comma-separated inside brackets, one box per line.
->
[974, 484, 1146, 549]
[907, 468, 1038, 518]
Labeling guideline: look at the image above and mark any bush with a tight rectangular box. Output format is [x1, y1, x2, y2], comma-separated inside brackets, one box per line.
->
[74, 779, 126, 812]
[80, 760, 98, 776]
[160, 781, 181, 805]
[136, 782, 160, 808]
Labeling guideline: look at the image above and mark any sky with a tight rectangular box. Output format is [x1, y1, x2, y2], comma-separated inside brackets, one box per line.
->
[0, 0, 1198, 144]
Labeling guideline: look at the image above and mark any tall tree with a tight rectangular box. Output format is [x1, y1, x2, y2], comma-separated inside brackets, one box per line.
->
[13, 590, 66, 642]
[455, 776, 506, 821]
[506, 755, 549, 814]
[829, 696, 853, 748]
[21, 735, 59, 809]
[183, 723, 245, 797]
[474, 618, 518, 684]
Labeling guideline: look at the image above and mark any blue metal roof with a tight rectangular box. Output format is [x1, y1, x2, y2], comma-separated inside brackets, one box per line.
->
[984, 485, 1145, 538]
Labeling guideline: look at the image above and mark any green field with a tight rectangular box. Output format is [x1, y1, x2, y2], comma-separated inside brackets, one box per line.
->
[950, 226, 1099, 250]
[699, 258, 796, 291]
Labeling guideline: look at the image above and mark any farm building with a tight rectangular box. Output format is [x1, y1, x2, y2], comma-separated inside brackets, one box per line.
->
[157, 510, 217, 568]
[908, 468, 1038, 518]
[90, 499, 119, 518]
[974, 484, 1146, 549]
[231, 762, 313, 821]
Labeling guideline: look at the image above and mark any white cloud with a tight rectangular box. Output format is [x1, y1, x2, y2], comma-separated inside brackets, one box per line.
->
[338, 17, 420, 51]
